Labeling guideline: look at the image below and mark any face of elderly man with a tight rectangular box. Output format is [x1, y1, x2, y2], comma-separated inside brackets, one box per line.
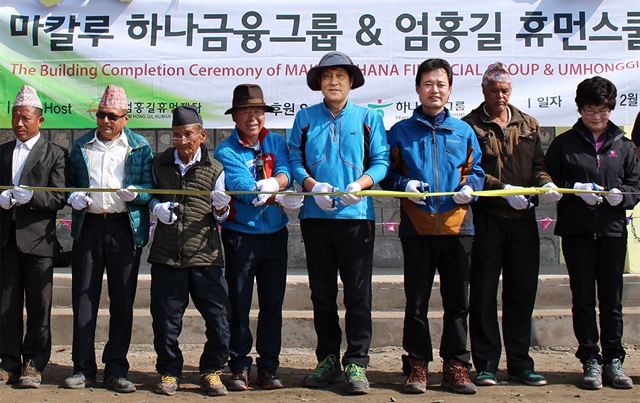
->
[172, 123, 207, 162]
[320, 67, 352, 109]
[12, 106, 43, 142]
[482, 80, 512, 116]
[232, 106, 266, 141]
[96, 107, 128, 141]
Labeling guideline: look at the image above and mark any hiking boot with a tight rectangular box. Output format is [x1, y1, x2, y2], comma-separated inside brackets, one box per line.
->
[344, 363, 369, 395]
[475, 371, 497, 386]
[0, 368, 19, 385]
[509, 370, 547, 386]
[228, 368, 250, 391]
[303, 354, 342, 388]
[155, 375, 179, 396]
[104, 376, 136, 393]
[63, 372, 96, 389]
[201, 371, 227, 396]
[257, 367, 284, 389]
[603, 358, 633, 389]
[582, 358, 603, 390]
[442, 359, 477, 394]
[18, 360, 41, 389]
[403, 356, 427, 394]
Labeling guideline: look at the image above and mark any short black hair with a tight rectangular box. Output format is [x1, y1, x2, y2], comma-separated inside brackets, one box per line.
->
[415, 58, 453, 87]
[575, 76, 617, 111]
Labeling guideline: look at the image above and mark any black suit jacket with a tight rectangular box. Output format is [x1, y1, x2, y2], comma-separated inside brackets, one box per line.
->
[0, 135, 67, 257]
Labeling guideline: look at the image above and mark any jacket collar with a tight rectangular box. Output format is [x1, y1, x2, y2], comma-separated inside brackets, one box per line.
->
[572, 118, 625, 148]
[412, 107, 453, 131]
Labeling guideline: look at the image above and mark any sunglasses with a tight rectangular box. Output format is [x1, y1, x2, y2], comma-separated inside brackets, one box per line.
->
[96, 111, 127, 121]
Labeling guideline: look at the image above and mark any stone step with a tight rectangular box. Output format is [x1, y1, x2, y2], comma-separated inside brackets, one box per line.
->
[51, 274, 640, 311]
[49, 306, 640, 348]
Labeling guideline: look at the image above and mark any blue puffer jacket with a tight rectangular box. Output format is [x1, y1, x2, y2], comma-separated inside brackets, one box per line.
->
[288, 100, 389, 220]
[68, 127, 154, 247]
[381, 108, 484, 237]
[215, 128, 291, 235]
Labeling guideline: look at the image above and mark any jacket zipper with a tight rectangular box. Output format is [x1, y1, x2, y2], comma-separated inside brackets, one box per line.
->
[431, 128, 440, 233]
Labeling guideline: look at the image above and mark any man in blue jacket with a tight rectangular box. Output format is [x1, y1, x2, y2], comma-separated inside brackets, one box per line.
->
[64, 85, 153, 393]
[288, 51, 389, 395]
[215, 84, 303, 391]
[381, 58, 484, 395]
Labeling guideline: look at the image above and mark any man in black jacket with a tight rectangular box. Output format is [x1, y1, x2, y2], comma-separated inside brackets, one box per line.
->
[0, 85, 67, 389]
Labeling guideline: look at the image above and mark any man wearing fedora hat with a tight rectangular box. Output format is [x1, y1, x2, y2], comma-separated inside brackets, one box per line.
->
[215, 84, 303, 391]
[149, 105, 232, 397]
[288, 51, 389, 395]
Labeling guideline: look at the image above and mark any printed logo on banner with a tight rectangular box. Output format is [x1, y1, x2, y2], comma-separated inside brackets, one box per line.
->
[367, 99, 394, 118]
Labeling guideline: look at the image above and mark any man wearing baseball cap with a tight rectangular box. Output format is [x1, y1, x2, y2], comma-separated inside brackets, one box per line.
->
[0, 85, 66, 389]
[288, 51, 389, 395]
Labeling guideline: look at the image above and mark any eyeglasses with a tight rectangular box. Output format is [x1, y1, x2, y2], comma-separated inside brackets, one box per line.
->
[172, 132, 199, 141]
[581, 108, 611, 118]
[96, 111, 127, 121]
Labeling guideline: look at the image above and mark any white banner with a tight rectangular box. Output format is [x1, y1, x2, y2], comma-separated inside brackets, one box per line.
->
[1, 0, 640, 128]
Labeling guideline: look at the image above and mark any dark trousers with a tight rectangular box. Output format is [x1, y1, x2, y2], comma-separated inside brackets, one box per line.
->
[71, 214, 141, 379]
[150, 263, 230, 377]
[401, 235, 472, 364]
[562, 236, 626, 364]
[222, 227, 287, 372]
[0, 223, 53, 373]
[300, 219, 374, 368]
[469, 212, 540, 374]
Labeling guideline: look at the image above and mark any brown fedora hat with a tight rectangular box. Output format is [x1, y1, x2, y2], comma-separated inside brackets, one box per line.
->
[306, 51, 365, 91]
[225, 84, 275, 115]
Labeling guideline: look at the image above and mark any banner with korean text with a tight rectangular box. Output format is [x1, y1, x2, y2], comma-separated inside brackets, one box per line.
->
[1, 0, 640, 129]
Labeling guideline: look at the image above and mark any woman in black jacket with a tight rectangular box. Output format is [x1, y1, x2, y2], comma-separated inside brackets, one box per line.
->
[545, 76, 640, 391]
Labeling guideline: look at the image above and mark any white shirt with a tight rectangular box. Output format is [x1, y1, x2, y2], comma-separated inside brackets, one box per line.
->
[12, 133, 40, 186]
[85, 130, 130, 214]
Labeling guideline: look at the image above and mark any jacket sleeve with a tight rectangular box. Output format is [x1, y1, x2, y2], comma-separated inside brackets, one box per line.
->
[617, 141, 640, 209]
[459, 126, 484, 192]
[545, 136, 568, 188]
[214, 145, 258, 205]
[129, 142, 154, 205]
[530, 121, 553, 187]
[362, 111, 390, 185]
[288, 110, 312, 186]
[271, 133, 291, 186]
[29, 146, 67, 212]
[380, 126, 411, 191]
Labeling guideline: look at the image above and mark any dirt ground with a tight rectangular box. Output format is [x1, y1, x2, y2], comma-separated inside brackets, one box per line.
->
[3, 344, 640, 402]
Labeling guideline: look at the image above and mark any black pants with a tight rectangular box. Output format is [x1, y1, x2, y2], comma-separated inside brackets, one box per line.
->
[469, 212, 540, 374]
[562, 236, 626, 364]
[0, 223, 53, 373]
[222, 227, 287, 372]
[300, 219, 374, 368]
[71, 214, 141, 379]
[401, 235, 472, 364]
[150, 263, 230, 377]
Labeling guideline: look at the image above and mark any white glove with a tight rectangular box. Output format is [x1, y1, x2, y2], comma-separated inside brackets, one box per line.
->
[311, 182, 337, 211]
[405, 180, 428, 205]
[502, 184, 533, 210]
[605, 188, 623, 206]
[153, 201, 179, 225]
[12, 186, 33, 205]
[275, 190, 304, 210]
[253, 177, 280, 206]
[0, 189, 15, 210]
[211, 190, 231, 210]
[116, 186, 138, 202]
[539, 182, 562, 204]
[574, 182, 604, 206]
[453, 185, 474, 205]
[68, 192, 93, 210]
[340, 182, 363, 206]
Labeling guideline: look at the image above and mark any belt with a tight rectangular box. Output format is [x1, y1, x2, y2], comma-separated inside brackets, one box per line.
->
[87, 212, 129, 221]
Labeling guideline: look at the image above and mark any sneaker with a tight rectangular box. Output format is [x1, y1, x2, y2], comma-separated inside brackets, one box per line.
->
[603, 358, 633, 389]
[509, 370, 547, 386]
[475, 371, 497, 386]
[303, 354, 343, 388]
[403, 356, 427, 394]
[442, 359, 477, 395]
[155, 375, 179, 396]
[227, 368, 250, 391]
[344, 363, 369, 395]
[200, 371, 227, 396]
[257, 367, 284, 389]
[104, 376, 136, 393]
[582, 358, 603, 390]
[63, 372, 96, 389]
[18, 360, 41, 389]
[0, 368, 19, 385]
